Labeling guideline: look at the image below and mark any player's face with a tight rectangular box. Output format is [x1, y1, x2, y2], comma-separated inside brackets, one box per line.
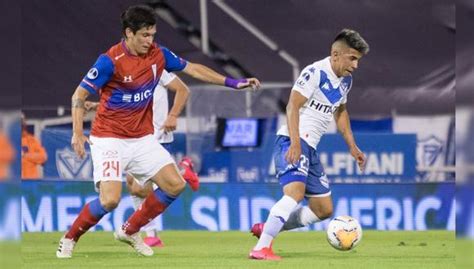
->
[333, 48, 363, 77]
[126, 25, 156, 56]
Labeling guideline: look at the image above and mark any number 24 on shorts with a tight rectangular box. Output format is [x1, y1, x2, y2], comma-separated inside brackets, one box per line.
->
[102, 161, 120, 177]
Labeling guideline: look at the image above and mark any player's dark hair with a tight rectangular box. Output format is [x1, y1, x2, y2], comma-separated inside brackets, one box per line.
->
[121, 5, 156, 35]
[334, 29, 369, 54]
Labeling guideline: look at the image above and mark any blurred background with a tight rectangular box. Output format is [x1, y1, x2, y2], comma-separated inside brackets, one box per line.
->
[1, 0, 473, 267]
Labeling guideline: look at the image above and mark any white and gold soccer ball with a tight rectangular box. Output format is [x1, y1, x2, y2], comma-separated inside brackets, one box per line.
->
[326, 215, 362, 251]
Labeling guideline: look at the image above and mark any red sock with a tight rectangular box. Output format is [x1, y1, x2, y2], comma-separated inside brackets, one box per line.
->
[122, 192, 167, 235]
[65, 204, 100, 242]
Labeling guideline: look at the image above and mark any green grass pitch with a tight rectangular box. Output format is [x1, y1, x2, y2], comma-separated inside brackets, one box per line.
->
[22, 230, 454, 269]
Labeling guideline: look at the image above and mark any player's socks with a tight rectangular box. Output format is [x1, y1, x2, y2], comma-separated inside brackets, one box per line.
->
[122, 188, 176, 235]
[254, 195, 297, 250]
[131, 193, 163, 247]
[145, 230, 157, 237]
[65, 198, 109, 241]
[251, 206, 322, 238]
[131, 195, 157, 233]
[282, 205, 321, 230]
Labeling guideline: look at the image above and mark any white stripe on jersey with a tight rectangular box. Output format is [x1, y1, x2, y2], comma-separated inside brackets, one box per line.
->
[277, 57, 353, 149]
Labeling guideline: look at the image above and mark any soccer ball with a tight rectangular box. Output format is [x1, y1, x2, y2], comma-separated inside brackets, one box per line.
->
[326, 215, 362, 251]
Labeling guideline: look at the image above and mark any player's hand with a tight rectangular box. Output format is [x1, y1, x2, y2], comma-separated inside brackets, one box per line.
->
[84, 101, 98, 111]
[236, 78, 261, 91]
[285, 142, 302, 165]
[225, 77, 261, 91]
[350, 146, 366, 172]
[161, 114, 178, 133]
[71, 133, 91, 159]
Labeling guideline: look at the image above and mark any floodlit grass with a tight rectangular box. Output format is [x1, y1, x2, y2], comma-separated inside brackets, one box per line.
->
[22, 230, 454, 269]
[1, 240, 20, 269]
[456, 238, 474, 269]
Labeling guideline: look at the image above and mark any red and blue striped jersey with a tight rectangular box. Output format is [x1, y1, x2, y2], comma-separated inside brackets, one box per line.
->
[80, 40, 187, 138]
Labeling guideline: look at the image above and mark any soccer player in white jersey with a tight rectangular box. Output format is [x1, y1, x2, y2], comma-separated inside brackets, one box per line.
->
[249, 29, 370, 260]
[127, 70, 198, 248]
[85, 70, 198, 247]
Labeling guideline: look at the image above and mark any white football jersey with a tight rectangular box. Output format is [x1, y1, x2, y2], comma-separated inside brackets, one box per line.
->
[277, 57, 353, 149]
[153, 70, 177, 143]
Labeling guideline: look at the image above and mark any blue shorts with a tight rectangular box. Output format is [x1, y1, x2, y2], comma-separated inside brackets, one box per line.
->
[274, 135, 331, 197]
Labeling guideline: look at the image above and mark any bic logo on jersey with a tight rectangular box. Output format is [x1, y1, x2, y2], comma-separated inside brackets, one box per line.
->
[122, 89, 153, 103]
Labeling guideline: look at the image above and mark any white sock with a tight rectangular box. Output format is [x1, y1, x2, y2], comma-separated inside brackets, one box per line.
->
[145, 229, 157, 237]
[131, 195, 143, 211]
[254, 195, 298, 250]
[282, 206, 321, 231]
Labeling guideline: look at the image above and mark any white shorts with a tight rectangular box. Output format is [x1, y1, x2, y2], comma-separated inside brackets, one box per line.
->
[90, 135, 174, 191]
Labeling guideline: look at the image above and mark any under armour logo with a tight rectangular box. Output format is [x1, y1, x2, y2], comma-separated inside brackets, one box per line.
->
[123, 75, 133, 83]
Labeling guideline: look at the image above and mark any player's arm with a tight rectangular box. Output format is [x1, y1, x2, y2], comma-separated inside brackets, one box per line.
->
[162, 76, 189, 133]
[160, 46, 260, 90]
[71, 87, 92, 159]
[285, 90, 308, 165]
[334, 104, 366, 171]
[183, 62, 260, 90]
[71, 54, 113, 158]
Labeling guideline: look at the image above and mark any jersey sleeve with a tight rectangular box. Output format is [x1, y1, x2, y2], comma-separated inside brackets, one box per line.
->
[160, 46, 187, 72]
[340, 95, 347, 104]
[79, 54, 114, 94]
[159, 70, 177, 87]
[292, 65, 320, 99]
[340, 75, 353, 104]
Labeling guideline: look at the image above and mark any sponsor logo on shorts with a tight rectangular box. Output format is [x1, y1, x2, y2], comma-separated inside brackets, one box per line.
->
[102, 150, 118, 159]
[320, 172, 330, 188]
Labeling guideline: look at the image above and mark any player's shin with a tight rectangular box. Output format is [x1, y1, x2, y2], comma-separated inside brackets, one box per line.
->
[122, 188, 176, 235]
[254, 195, 298, 250]
[65, 198, 109, 242]
[282, 205, 321, 231]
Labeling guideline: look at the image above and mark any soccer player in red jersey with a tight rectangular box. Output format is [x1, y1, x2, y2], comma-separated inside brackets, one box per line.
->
[84, 69, 198, 248]
[56, 5, 260, 258]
